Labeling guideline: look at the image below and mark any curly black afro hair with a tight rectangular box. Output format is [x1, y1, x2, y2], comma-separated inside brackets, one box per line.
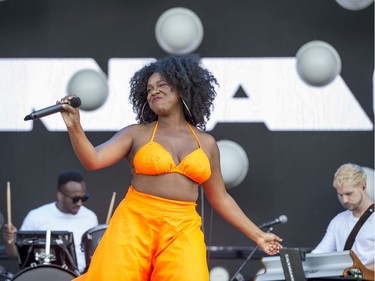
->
[129, 54, 218, 131]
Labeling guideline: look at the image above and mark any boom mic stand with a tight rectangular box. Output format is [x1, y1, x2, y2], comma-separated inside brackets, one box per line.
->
[229, 227, 273, 281]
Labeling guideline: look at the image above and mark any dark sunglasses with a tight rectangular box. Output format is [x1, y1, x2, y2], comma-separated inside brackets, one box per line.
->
[60, 190, 90, 203]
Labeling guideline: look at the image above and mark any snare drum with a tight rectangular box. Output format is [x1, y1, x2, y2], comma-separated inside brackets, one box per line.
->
[81, 224, 108, 270]
[11, 264, 78, 281]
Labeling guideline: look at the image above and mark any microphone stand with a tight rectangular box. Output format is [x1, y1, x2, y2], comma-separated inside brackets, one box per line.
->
[229, 227, 273, 281]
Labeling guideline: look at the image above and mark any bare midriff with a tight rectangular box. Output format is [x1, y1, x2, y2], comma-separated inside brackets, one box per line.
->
[131, 173, 199, 202]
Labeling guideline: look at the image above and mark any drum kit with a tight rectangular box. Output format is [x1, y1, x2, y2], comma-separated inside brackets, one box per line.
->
[0, 225, 108, 281]
[1, 187, 115, 281]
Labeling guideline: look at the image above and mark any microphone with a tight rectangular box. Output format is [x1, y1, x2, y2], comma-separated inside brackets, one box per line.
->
[24, 97, 81, 121]
[258, 215, 288, 229]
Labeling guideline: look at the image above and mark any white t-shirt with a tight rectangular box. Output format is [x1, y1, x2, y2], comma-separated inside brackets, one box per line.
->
[312, 209, 375, 266]
[20, 202, 98, 272]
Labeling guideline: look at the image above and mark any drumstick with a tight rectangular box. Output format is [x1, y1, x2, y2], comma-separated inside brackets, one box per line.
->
[105, 192, 116, 224]
[6, 181, 12, 243]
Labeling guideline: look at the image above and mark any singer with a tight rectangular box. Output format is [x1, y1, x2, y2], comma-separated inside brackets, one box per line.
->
[58, 54, 283, 281]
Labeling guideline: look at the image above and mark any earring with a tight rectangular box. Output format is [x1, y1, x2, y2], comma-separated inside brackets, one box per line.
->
[141, 102, 148, 123]
[181, 97, 193, 118]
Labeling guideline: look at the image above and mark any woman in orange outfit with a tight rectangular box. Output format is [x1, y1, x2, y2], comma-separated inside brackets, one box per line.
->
[59, 54, 283, 281]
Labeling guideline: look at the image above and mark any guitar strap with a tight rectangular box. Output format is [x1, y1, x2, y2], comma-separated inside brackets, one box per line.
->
[344, 203, 374, 250]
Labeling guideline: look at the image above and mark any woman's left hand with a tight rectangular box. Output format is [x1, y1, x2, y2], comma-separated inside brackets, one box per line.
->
[257, 233, 283, 255]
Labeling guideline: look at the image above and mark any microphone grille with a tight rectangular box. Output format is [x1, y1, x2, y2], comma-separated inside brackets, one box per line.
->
[69, 97, 82, 108]
[279, 215, 288, 224]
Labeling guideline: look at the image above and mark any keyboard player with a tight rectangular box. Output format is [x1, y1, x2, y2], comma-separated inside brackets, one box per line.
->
[311, 163, 374, 272]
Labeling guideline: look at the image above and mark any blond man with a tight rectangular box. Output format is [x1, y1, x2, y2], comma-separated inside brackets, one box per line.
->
[312, 163, 374, 271]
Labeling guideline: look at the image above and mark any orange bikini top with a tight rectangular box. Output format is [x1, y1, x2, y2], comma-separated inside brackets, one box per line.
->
[133, 122, 211, 184]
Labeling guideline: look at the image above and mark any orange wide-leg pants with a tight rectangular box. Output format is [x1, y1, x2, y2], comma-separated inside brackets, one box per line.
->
[73, 186, 208, 281]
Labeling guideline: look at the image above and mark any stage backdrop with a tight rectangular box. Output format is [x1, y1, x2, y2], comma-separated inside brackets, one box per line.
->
[0, 0, 373, 279]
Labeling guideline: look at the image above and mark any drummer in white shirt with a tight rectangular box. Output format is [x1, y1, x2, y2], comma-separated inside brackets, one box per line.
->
[2, 170, 98, 273]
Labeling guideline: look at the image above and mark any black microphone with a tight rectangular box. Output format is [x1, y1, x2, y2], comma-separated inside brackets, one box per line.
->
[258, 215, 288, 229]
[24, 97, 81, 121]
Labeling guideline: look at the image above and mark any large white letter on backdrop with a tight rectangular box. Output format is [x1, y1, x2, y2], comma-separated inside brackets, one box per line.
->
[0, 58, 372, 132]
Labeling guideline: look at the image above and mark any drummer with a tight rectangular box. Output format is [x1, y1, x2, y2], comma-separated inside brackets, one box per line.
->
[2, 170, 98, 273]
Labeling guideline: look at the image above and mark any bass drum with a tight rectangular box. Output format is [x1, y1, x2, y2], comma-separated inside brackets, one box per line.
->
[81, 224, 108, 271]
[11, 264, 78, 281]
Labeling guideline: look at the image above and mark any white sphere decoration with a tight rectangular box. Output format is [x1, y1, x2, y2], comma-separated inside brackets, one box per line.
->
[363, 167, 374, 201]
[296, 40, 342, 87]
[217, 140, 249, 189]
[155, 7, 204, 55]
[336, 0, 373, 10]
[67, 69, 109, 111]
[209, 266, 230, 281]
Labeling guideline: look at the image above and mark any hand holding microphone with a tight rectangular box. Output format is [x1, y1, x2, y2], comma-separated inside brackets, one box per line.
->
[24, 96, 81, 121]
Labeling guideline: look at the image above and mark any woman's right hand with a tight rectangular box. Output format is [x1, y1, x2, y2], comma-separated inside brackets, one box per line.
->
[58, 95, 81, 129]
